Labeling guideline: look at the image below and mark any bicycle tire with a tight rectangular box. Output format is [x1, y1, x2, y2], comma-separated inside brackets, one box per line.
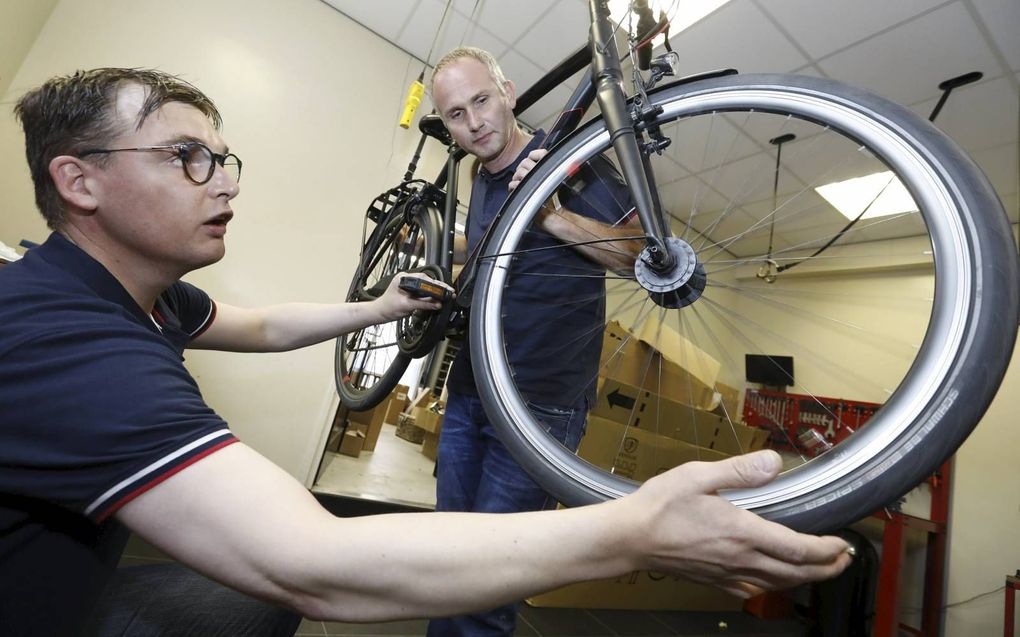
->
[335, 195, 442, 411]
[470, 73, 1019, 533]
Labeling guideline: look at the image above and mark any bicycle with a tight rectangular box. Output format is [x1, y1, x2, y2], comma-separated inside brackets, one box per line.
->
[335, 0, 1019, 534]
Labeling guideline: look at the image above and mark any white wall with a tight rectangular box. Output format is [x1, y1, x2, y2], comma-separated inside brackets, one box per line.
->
[0, 0, 58, 96]
[0, 0, 449, 482]
[945, 345, 1020, 635]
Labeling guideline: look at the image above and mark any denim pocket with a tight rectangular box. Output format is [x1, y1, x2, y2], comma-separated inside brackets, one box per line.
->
[527, 401, 586, 450]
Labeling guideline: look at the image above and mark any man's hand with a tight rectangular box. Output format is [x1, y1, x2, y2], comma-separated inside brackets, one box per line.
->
[372, 274, 454, 322]
[616, 449, 852, 598]
[509, 148, 548, 192]
[509, 147, 562, 236]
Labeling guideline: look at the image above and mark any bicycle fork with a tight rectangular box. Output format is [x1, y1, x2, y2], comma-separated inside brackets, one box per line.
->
[588, 0, 707, 309]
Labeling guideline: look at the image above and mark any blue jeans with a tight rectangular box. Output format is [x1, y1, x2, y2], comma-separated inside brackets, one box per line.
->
[83, 563, 301, 636]
[426, 392, 587, 637]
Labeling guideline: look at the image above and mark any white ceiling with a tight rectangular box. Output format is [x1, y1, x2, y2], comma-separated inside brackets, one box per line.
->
[323, 0, 1019, 236]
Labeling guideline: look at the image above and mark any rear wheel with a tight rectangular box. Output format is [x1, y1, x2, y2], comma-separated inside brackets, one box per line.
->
[335, 187, 442, 410]
[470, 73, 1019, 532]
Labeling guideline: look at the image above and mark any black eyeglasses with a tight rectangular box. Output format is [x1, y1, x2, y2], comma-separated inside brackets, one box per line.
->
[78, 141, 242, 185]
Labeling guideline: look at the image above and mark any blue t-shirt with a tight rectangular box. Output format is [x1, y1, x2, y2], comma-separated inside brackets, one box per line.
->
[446, 133, 632, 407]
[0, 232, 236, 633]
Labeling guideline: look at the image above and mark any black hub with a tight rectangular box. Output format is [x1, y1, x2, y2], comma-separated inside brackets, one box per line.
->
[634, 237, 706, 309]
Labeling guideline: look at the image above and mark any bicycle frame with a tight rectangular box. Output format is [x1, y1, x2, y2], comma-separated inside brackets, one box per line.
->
[414, 0, 735, 311]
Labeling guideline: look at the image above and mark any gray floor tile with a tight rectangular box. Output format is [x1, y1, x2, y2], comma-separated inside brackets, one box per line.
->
[652, 611, 807, 636]
[321, 617, 428, 635]
[584, 609, 678, 636]
[297, 618, 328, 635]
[516, 606, 616, 636]
[121, 533, 172, 562]
[514, 611, 541, 636]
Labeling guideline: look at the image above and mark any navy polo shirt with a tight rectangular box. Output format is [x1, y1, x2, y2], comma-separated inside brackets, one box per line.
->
[446, 133, 631, 407]
[0, 232, 236, 633]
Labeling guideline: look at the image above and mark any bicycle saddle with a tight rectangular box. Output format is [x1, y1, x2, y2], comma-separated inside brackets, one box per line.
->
[419, 114, 453, 146]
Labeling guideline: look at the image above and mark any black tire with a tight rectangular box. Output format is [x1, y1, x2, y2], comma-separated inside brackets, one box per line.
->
[470, 73, 1019, 533]
[335, 194, 442, 411]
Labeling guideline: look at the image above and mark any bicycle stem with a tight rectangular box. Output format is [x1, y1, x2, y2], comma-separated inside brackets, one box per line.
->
[588, 0, 673, 270]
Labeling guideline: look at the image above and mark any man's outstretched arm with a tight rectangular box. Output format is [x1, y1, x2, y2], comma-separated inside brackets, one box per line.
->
[116, 444, 851, 622]
[190, 274, 451, 353]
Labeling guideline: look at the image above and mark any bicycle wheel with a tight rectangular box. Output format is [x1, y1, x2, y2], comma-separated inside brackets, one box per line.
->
[471, 73, 1019, 533]
[335, 189, 442, 411]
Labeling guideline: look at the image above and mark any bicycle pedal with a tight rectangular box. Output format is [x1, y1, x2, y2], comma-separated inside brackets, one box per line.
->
[398, 276, 453, 302]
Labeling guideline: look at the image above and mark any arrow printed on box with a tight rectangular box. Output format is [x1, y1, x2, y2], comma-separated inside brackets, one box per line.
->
[607, 388, 636, 410]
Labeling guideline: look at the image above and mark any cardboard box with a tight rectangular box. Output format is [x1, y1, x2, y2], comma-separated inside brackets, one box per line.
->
[591, 379, 768, 456]
[386, 384, 411, 423]
[384, 395, 408, 426]
[411, 401, 445, 435]
[600, 321, 718, 410]
[395, 413, 426, 444]
[712, 381, 742, 419]
[577, 416, 729, 482]
[350, 384, 411, 451]
[325, 400, 350, 453]
[348, 405, 385, 452]
[337, 426, 366, 458]
[421, 430, 440, 461]
[632, 319, 720, 388]
[527, 570, 742, 611]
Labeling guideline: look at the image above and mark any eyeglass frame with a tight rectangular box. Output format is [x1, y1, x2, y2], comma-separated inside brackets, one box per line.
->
[77, 141, 242, 185]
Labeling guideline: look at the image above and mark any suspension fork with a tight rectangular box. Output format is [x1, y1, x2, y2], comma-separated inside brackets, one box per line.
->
[588, 0, 673, 270]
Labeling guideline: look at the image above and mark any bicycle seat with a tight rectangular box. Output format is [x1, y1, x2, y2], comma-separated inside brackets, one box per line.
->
[419, 114, 453, 146]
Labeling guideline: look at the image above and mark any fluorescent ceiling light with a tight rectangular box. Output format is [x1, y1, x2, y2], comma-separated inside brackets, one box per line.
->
[815, 171, 919, 220]
[608, 0, 732, 43]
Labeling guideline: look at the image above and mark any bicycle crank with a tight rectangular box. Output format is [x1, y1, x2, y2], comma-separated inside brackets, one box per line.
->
[634, 236, 706, 309]
[396, 264, 453, 358]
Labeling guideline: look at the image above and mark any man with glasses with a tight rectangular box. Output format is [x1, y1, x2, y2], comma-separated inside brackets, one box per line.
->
[77, 141, 243, 185]
[0, 68, 851, 635]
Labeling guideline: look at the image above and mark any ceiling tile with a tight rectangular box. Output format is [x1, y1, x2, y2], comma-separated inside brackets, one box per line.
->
[817, 2, 1001, 107]
[970, 0, 1020, 71]
[514, 62, 589, 129]
[968, 143, 1018, 205]
[698, 207, 771, 258]
[756, 0, 945, 60]
[512, 0, 590, 70]
[854, 212, 931, 243]
[396, 0, 508, 64]
[776, 130, 888, 193]
[915, 76, 1019, 155]
[473, 0, 554, 48]
[520, 84, 578, 131]
[658, 112, 761, 176]
[741, 192, 842, 236]
[323, 0, 420, 42]
[498, 49, 547, 100]
[668, 0, 810, 75]
[658, 174, 740, 223]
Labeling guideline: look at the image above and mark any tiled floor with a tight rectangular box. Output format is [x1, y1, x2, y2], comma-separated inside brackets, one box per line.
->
[293, 606, 810, 636]
[313, 423, 438, 508]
